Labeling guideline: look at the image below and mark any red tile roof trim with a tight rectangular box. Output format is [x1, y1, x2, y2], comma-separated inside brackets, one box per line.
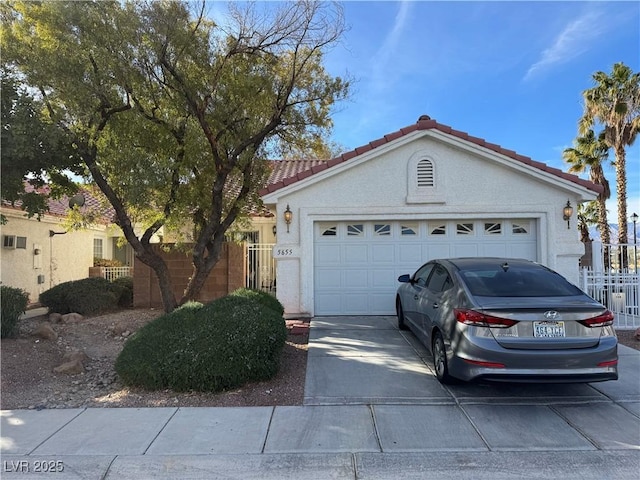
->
[260, 115, 603, 197]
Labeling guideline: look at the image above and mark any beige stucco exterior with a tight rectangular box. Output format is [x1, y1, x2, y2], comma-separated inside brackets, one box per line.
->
[0, 209, 108, 303]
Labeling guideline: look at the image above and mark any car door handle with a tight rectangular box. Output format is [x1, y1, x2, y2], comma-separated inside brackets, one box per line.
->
[432, 303, 439, 309]
[414, 295, 419, 300]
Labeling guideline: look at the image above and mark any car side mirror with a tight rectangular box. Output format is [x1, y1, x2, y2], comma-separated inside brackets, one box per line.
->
[398, 274, 411, 283]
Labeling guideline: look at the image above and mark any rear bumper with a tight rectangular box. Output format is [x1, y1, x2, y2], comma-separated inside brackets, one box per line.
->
[447, 334, 618, 384]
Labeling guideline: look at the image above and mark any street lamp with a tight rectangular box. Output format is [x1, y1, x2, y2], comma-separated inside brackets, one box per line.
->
[632, 212, 638, 272]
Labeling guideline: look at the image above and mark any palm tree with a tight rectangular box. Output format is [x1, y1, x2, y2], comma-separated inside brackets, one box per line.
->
[562, 129, 611, 245]
[576, 202, 598, 241]
[579, 62, 640, 266]
[576, 201, 599, 268]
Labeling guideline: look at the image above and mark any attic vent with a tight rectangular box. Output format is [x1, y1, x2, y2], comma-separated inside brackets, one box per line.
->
[417, 159, 434, 187]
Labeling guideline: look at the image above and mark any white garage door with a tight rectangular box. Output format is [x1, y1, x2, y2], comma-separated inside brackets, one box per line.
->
[314, 219, 537, 315]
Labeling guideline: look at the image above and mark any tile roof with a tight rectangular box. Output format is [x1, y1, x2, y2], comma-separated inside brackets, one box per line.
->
[1, 184, 115, 223]
[260, 115, 603, 196]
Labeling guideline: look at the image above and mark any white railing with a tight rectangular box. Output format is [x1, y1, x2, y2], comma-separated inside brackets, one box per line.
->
[593, 242, 639, 273]
[245, 243, 276, 294]
[580, 267, 640, 329]
[99, 266, 134, 282]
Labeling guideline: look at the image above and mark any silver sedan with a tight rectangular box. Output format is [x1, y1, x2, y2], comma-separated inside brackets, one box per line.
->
[396, 258, 618, 384]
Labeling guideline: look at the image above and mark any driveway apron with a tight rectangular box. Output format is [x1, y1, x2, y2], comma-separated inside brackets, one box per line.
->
[304, 316, 451, 405]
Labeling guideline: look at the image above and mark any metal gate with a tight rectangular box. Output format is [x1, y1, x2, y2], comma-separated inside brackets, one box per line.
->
[580, 242, 639, 329]
[245, 243, 276, 293]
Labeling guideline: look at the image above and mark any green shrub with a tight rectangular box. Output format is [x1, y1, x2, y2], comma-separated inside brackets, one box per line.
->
[115, 295, 287, 392]
[111, 276, 133, 307]
[1, 286, 29, 338]
[229, 288, 284, 316]
[39, 277, 119, 315]
[93, 258, 123, 267]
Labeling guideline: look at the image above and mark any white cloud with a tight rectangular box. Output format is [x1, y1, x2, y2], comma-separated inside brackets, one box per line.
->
[524, 9, 606, 82]
[371, 1, 412, 89]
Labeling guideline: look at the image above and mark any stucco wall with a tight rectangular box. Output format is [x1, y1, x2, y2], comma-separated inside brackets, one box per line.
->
[0, 210, 104, 303]
[266, 131, 595, 317]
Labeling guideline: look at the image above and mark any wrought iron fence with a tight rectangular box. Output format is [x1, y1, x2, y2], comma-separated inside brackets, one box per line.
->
[579, 267, 640, 329]
[245, 243, 276, 294]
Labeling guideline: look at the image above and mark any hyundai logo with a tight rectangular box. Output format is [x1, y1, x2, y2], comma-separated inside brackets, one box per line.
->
[544, 311, 559, 320]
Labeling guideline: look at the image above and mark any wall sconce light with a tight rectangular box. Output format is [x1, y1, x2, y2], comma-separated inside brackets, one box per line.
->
[562, 200, 573, 229]
[34, 248, 41, 255]
[272, 225, 277, 236]
[283, 204, 293, 233]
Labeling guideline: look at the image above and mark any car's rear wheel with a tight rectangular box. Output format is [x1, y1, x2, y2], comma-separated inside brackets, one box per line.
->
[396, 299, 408, 330]
[433, 332, 456, 384]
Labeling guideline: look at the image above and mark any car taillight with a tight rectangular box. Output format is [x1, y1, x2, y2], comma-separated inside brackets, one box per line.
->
[578, 310, 614, 328]
[454, 309, 517, 328]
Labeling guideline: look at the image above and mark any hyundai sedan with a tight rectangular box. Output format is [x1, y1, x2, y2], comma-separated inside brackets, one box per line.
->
[396, 258, 618, 384]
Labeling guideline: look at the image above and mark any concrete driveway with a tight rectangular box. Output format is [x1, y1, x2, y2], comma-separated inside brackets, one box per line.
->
[304, 316, 640, 456]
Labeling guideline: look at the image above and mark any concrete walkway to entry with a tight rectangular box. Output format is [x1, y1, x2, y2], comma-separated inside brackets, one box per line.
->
[1, 316, 639, 479]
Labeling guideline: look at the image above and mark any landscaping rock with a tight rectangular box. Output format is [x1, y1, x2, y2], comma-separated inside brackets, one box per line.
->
[634, 327, 640, 341]
[61, 313, 84, 324]
[62, 349, 91, 365]
[49, 313, 63, 324]
[33, 322, 58, 341]
[111, 322, 129, 336]
[53, 359, 85, 375]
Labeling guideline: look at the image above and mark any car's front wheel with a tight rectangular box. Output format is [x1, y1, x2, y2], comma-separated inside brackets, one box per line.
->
[396, 299, 408, 330]
[432, 332, 456, 384]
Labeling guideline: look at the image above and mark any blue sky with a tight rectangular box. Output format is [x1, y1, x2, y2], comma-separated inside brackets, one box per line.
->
[321, 1, 640, 228]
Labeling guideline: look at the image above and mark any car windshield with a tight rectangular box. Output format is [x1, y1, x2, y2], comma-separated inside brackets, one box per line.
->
[460, 265, 583, 297]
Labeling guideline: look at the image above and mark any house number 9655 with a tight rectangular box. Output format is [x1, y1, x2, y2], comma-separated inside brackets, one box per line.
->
[277, 248, 294, 256]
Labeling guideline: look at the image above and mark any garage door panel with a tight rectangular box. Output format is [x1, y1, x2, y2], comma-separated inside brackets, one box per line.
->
[399, 244, 422, 263]
[316, 269, 342, 288]
[371, 244, 395, 263]
[344, 244, 368, 262]
[481, 243, 508, 257]
[509, 243, 537, 260]
[315, 220, 538, 315]
[453, 244, 478, 257]
[370, 294, 395, 314]
[343, 294, 369, 314]
[427, 243, 451, 259]
[316, 245, 341, 263]
[344, 269, 368, 285]
[371, 269, 397, 288]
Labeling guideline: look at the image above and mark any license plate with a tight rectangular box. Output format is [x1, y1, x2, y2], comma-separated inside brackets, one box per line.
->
[533, 321, 565, 338]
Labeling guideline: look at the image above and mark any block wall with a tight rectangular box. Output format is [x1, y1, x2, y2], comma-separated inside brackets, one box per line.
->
[133, 243, 246, 308]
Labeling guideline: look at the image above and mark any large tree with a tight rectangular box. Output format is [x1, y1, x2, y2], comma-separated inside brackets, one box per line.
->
[0, 73, 81, 223]
[1, 0, 349, 312]
[579, 62, 640, 256]
[562, 129, 612, 245]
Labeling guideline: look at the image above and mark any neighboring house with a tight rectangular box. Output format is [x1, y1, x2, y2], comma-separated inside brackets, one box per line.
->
[261, 115, 601, 318]
[0, 187, 133, 303]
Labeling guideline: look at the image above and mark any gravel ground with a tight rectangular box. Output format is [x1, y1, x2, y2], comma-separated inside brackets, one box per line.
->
[1, 309, 637, 410]
[1, 309, 308, 410]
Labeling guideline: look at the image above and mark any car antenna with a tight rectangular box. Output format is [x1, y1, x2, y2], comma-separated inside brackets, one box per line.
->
[501, 262, 509, 272]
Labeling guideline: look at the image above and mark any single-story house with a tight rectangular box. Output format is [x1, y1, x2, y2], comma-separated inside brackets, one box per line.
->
[261, 115, 600, 318]
[0, 187, 135, 303]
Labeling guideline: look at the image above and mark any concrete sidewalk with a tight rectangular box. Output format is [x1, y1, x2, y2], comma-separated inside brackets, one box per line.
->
[1, 316, 639, 479]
